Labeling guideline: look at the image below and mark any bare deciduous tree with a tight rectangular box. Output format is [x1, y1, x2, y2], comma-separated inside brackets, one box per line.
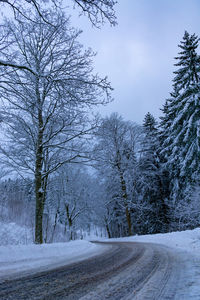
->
[0, 0, 117, 26]
[72, 0, 117, 27]
[0, 1, 117, 73]
[0, 11, 112, 243]
[94, 113, 139, 237]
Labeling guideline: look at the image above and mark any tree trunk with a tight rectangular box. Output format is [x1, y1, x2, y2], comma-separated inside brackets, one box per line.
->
[65, 203, 73, 240]
[69, 218, 73, 240]
[35, 105, 44, 244]
[50, 209, 59, 243]
[69, 224, 73, 240]
[105, 217, 111, 238]
[35, 179, 44, 244]
[120, 173, 132, 236]
[106, 224, 111, 238]
[125, 206, 132, 236]
[44, 213, 49, 243]
[35, 159, 44, 243]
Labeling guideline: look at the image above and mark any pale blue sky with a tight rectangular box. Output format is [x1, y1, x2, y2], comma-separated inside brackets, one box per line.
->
[70, 0, 200, 124]
[2, 0, 200, 124]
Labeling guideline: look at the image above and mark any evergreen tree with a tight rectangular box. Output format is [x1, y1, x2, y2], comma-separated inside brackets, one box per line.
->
[138, 112, 168, 233]
[160, 31, 200, 229]
[162, 31, 200, 193]
[159, 89, 182, 203]
[174, 31, 200, 92]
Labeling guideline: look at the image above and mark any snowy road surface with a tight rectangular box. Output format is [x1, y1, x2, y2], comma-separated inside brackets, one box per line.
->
[0, 241, 195, 300]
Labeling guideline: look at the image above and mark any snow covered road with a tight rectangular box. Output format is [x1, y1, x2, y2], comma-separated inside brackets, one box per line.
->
[0, 241, 196, 300]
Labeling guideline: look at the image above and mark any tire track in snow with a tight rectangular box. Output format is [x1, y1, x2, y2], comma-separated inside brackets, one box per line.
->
[0, 241, 191, 299]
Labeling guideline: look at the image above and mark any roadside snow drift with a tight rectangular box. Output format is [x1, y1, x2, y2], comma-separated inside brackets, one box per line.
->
[103, 228, 200, 256]
[100, 228, 200, 299]
[0, 240, 107, 281]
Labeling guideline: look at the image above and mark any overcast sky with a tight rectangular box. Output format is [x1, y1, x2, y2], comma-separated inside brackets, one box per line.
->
[70, 0, 200, 124]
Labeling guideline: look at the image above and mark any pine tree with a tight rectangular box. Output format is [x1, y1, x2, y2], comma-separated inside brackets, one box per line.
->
[138, 113, 168, 233]
[160, 89, 182, 202]
[174, 31, 200, 92]
[162, 32, 200, 192]
[160, 31, 200, 229]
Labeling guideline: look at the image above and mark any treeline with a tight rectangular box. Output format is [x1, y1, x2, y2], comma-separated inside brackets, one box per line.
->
[1, 23, 200, 242]
[0, 167, 105, 242]
[98, 31, 200, 237]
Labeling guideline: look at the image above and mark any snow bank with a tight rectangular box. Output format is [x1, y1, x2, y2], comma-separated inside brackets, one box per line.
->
[0, 240, 108, 281]
[130, 228, 200, 255]
[100, 228, 200, 255]
[100, 228, 200, 299]
[131, 228, 200, 299]
[141, 228, 200, 253]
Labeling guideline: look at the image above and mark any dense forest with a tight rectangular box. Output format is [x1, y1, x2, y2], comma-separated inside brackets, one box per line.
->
[0, 1, 200, 244]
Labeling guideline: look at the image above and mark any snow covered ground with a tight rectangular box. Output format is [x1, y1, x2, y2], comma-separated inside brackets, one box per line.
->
[133, 229, 200, 298]
[100, 228, 200, 299]
[0, 240, 108, 282]
[0, 224, 200, 297]
[101, 227, 200, 255]
[0, 221, 109, 282]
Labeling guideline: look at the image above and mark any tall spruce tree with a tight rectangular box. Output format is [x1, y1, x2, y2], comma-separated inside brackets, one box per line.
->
[160, 31, 200, 228]
[173, 31, 200, 182]
[162, 32, 200, 189]
[138, 112, 168, 233]
[160, 89, 182, 203]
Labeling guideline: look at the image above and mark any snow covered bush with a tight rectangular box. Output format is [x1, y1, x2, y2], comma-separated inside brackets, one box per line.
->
[0, 222, 33, 245]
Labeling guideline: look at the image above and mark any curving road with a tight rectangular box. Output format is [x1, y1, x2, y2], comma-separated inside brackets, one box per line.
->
[0, 241, 189, 299]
